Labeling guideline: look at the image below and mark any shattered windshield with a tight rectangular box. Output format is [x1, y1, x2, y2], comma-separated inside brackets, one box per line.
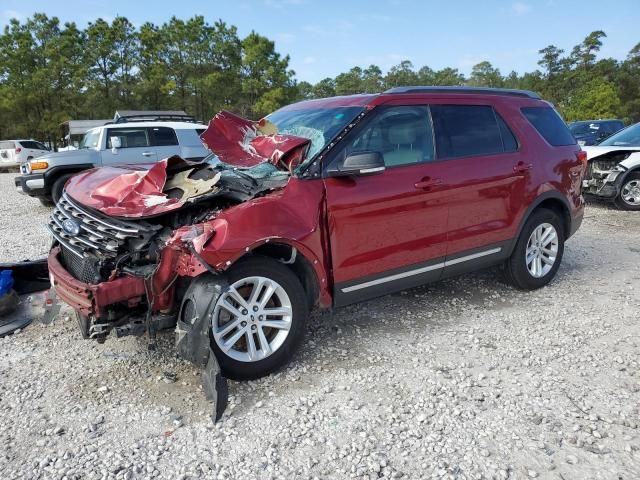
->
[599, 122, 640, 146]
[265, 106, 365, 169]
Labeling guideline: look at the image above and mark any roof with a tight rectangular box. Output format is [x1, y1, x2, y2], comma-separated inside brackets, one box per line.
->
[280, 94, 378, 111]
[114, 110, 189, 118]
[384, 86, 541, 99]
[86, 121, 205, 131]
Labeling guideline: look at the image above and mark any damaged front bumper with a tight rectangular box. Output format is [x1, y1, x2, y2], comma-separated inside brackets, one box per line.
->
[47, 245, 228, 420]
[582, 163, 627, 199]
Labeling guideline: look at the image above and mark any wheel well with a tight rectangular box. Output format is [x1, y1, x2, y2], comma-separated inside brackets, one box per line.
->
[534, 198, 570, 236]
[249, 243, 320, 309]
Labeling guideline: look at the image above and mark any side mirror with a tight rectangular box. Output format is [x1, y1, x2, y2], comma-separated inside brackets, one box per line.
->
[110, 136, 122, 152]
[327, 151, 385, 178]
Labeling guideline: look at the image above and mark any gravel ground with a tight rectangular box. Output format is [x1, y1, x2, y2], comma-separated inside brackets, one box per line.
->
[0, 173, 52, 262]
[1, 171, 639, 479]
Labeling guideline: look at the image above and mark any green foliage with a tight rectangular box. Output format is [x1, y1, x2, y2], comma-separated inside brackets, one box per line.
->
[0, 13, 295, 144]
[0, 17, 638, 145]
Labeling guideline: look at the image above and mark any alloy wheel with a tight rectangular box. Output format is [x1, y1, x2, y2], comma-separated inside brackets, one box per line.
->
[212, 276, 292, 362]
[621, 179, 640, 206]
[525, 223, 559, 278]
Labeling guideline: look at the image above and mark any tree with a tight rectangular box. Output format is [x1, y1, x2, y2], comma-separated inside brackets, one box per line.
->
[469, 61, 504, 87]
[384, 60, 418, 87]
[240, 32, 295, 117]
[565, 79, 621, 121]
[335, 67, 363, 95]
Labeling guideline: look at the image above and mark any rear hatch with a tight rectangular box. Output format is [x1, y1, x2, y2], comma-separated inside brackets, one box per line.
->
[0, 141, 16, 166]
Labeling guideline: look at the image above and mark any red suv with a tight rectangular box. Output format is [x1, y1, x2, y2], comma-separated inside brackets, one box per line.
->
[47, 87, 586, 382]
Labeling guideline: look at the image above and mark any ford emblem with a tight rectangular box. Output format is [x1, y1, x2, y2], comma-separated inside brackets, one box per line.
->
[61, 218, 80, 236]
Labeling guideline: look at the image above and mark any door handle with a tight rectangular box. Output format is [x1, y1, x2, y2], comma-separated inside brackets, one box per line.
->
[414, 177, 443, 190]
[142, 151, 154, 157]
[513, 162, 532, 174]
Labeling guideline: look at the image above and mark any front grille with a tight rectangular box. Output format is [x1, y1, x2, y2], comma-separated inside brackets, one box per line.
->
[61, 245, 102, 284]
[48, 193, 158, 283]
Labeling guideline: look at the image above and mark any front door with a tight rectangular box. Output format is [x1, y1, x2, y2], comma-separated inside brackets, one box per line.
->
[323, 105, 449, 306]
[101, 127, 158, 166]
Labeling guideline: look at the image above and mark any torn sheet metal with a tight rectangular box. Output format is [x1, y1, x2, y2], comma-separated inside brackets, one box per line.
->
[200, 111, 311, 169]
[65, 156, 216, 218]
[66, 158, 183, 217]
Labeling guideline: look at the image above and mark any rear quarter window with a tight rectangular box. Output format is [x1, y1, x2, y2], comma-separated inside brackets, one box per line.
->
[176, 128, 207, 147]
[521, 107, 576, 146]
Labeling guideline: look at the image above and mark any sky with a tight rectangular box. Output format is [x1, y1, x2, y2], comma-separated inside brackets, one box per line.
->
[1, 0, 639, 83]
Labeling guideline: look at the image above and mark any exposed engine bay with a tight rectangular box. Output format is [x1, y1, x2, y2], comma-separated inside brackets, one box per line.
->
[46, 111, 311, 345]
[582, 149, 640, 197]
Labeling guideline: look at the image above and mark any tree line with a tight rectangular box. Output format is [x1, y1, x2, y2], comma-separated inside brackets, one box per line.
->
[0, 13, 638, 147]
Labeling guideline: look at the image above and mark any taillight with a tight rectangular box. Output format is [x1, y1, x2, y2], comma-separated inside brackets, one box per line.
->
[576, 150, 587, 163]
[15, 147, 21, 154]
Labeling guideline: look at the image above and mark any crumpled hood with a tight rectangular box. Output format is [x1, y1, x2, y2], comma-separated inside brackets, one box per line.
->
[582, 145, 640, 160]
[65, 157, 188, 218]
[200, 111, 310, 168]
[64, 111, 311, 218]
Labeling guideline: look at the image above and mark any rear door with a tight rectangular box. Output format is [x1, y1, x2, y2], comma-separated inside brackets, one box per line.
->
[323, 104, 449, 305]
[428, 103, 525, 266]
[149, 126, 180, 160]
[101, 127, 157, 166]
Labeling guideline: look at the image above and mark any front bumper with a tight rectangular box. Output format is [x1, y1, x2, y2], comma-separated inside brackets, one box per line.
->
[582, 164, 626, 200]
[15, 173, 48, 197]
[48, 246, 146, 317]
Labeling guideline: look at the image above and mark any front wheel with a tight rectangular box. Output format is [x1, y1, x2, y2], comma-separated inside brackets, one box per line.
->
[210, 256, 308, 380]
[504, 208, 565, 290]
[614, 172, 640, 211]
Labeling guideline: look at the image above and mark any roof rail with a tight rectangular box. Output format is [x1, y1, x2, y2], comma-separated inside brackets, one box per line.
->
[109, 114, 197, 124]
[384, 86, 541, 99]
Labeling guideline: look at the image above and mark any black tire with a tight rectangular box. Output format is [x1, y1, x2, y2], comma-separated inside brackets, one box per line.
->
[210, 256, 308, 380]
[51, 174, 74, 204]
[614, 172, 640, 211]
[38, 198, 54, 207]
[504, 208, 565, 290]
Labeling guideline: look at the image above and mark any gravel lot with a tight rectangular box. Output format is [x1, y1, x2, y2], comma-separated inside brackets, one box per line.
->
[0, 171, 639, 480]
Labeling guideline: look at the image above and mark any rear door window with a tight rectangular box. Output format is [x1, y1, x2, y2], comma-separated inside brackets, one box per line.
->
[521, 107, 576, 146]
[107, 128, 150, 148]
[149, 127, 179, 146]
[431, 105, 506, 159]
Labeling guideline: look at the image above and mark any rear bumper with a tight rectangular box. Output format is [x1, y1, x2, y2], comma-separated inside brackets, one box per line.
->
[15, 173, 48, 198]
[48, 246, 146, 317]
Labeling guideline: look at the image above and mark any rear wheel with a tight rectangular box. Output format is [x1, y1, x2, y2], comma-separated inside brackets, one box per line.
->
[614, 172, 640, 211]
[504, 208, 565, 290]
[210, 256, 308, 380]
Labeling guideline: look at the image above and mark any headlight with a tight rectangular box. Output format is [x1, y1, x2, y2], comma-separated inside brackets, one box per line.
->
[30, 161, 49, 171]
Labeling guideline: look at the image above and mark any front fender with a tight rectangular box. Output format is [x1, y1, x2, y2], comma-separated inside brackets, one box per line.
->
[174, 178, 332, 307]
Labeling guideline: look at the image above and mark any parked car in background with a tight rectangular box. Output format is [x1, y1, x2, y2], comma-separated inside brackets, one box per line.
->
[582, 121, 640, 210]
[45, 87, 586, 382]
[569, 119, 624, 146]
[0, 139, 50, 170]
[15, 120, 209, 205]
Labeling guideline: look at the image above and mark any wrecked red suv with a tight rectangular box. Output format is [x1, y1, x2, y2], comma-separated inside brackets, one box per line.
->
[47, 87, 586, 381]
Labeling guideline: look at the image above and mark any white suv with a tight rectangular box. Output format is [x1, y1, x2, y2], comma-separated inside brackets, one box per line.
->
[15, 121, 209, 205]
[0, 139, 50, 169]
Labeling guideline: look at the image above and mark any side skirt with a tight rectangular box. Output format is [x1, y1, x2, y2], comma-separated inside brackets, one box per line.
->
[333, 242, 511, 308]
